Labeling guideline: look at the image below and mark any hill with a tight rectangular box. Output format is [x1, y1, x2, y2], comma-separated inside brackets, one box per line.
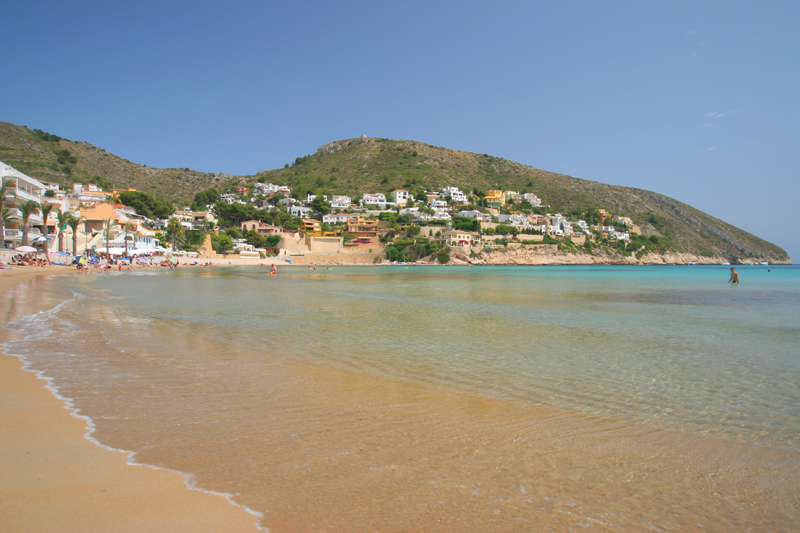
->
[0, 121, 790, 263]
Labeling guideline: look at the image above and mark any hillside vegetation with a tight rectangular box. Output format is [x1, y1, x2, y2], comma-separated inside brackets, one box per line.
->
[0, 122, 789, 262]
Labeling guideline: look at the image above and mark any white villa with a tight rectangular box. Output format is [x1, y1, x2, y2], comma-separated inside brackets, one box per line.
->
[391, 190, 409, 204]
[330, 195, 352, 210]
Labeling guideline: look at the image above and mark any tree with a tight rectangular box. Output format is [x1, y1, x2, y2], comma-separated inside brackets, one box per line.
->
[191, 187, 220, 210]
[103, 219, 118, 255]
[311, 196, 331, 219]
[123, 222, 135, 256]
[56, 210, 72, 253]
[211, 233, 233, 253]
[167, 217, 183, 251]
[1, 207, 15, 246]
[67, 215, 84, 256]
[20, 200, 39, 248]
[0, 180, 16, 246]
[267, 193, 285, 206]
[118, 191, 174, 219]
[38, 201, 55, 245]
[406, 225, 421, 238]
[283, 218, 301, 231]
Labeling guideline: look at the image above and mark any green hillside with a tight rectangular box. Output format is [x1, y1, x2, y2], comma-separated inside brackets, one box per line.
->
[0, 122, 790, 262]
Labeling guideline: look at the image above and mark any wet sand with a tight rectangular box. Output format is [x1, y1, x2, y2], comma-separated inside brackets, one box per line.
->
[0, 267, 262, 533]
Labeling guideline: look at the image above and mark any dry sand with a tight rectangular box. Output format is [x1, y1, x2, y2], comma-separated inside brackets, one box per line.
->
[0, 266, 263, 533]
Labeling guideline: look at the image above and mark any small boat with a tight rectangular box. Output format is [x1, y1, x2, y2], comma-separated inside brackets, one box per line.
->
[687, 261, 696, 265]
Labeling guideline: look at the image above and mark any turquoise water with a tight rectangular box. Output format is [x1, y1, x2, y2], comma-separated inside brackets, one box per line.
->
[77, 264, 800, 447]
[5, 264, 800, 531]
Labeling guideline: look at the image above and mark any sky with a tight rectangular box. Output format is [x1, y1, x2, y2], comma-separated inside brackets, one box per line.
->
[2, 1, 798, 259]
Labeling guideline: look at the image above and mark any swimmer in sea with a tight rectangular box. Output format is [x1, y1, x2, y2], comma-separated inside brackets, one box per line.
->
[728, 267, 739, 284]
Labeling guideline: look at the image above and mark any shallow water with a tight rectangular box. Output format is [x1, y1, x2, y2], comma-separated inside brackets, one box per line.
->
[4, 265, 800, 531]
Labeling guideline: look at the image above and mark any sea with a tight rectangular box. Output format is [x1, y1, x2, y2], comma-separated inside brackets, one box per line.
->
[3, 264, 799, 532]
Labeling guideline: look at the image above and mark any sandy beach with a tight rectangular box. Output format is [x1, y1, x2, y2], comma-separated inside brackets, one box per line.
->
[0, 266, 262, 533]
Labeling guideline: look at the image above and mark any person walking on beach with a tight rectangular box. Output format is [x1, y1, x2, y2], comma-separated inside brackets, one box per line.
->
[728, 267, 739, 284]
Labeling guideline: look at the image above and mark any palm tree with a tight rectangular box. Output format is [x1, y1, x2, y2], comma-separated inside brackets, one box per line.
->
[103, 218, 118, 257]
[167, 217, 183, 252]
[0, 180, 16, 248]
[38, 201, 55, 253]
[56, 210, 72, 253]
[20, 200, 39, 248]
[123, 222, 135, 257]
[67, 214, 84, 257]
[1, 207, 16, 238]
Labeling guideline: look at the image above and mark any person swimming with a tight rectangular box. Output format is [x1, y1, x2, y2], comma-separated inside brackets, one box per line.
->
[728, 267, 739, 284]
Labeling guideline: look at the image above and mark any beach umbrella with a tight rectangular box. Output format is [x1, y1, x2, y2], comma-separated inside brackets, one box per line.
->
[169, 257, 178, 263]
[78, 257, 87, 265]
[34, 235, 50, 243]
[16, 246, 37, 253]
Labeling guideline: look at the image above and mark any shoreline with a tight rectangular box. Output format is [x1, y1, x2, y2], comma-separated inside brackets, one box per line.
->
[0, 267, 264, 533]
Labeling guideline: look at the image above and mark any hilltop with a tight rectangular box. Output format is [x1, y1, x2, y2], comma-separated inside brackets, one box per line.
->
[0, 121, 790, 263]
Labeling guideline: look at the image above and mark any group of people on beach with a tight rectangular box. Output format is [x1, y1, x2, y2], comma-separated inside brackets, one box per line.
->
[6, 254, 47, 267]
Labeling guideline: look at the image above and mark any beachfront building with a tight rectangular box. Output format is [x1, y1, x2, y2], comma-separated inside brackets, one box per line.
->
[76, 202, 159, 255]
[1, 162, 47, 248]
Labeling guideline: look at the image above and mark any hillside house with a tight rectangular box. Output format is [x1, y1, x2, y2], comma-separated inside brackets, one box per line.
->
[301, 219, 321, 236]
[330, 195, 352, 209]
[323, 213, 361, 225]
[484, 190, 505, 208]
[240, 220, 282, 236]
[391, 190, 409, 204]
[441, 230, 480, 247]
[346, 217, 380, 238]
[458, 210, 493, 222]
[289, 205, 311, 218]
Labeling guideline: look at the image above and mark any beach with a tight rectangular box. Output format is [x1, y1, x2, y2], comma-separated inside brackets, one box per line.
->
[0, 266, 262, 533]
[2, 264, 799, 532]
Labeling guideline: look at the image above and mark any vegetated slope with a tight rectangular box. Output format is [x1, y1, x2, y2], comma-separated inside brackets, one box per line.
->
[258, 137, 788, 262]
[0, 121, 233, 201]
[0, 122, 789, 262]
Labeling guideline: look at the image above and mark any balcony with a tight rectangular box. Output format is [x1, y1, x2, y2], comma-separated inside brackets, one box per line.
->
[2, 229, 42, 241]
[4, 186, 42, 203]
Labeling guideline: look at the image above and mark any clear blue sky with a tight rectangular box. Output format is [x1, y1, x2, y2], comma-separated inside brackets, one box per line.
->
[3, 1, 798, 259]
